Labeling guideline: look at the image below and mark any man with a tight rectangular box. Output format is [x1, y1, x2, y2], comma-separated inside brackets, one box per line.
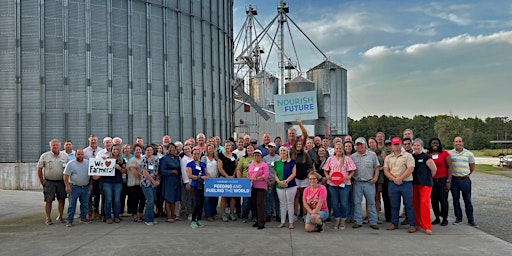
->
[322, 138, 333, 157]
[135, 136, 144, 146]
[161, 135, 171, 154]
[63, 149, 91, 227]
[283, 119, 308, 148]
[97, 137, 113, 158]
[382, 139, 393, 222]
[83, 135, 103, 160]
[402, 138, 413, 154]
[351, 137, 380, 230]
[257, 133, 271, 157]
[309, 136, 328, 160]
[243, 134, 251, 148]
[37, 139, 69, 225]
[262, 142, 280, 222]
[344, 135, 353, 142]
[62, 140, 76, 162]
[383, 137, 416, 233]
[403, 129, 414, 139]
[193, 133, 207, 154]
[113, 137, 123, 146]
[449, 136, 478, 227]
[384, 139, 392, 154]
[330, 137, 342, 156]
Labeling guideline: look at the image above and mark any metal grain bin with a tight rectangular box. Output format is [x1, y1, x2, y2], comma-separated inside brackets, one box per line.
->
[284, 76, 315, 94]
[249, 71, 278, 110]
[0, 0, 234, 163]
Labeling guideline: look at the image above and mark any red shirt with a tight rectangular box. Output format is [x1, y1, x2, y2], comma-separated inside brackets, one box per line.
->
[430, 150, 450, 178]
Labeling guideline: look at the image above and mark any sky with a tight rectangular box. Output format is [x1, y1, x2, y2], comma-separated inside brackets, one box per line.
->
[233, 0, 512, 121]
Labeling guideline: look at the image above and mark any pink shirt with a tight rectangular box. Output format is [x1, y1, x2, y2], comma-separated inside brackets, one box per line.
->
[322, 156, 356, 186]
[247, 162, 269, 190]
[303, 184, 328, 212]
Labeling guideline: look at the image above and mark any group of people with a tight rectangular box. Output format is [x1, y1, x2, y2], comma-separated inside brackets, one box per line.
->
[37, 120, 478, 233]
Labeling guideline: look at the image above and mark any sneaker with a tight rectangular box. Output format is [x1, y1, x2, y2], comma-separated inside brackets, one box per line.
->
[197, 220, 204, 228]
[114, 218, 121, 223]
[432, 218, 441, 225]
[79, 219, 91, 224]
[453, 219, 462, 225]
[230, 213, 237, 221]
[319, 222, 325, 232]
[145, 221, 154, 226]
[440, 219, 448, 226]
[222, 214, 229, 222]
[190, 221, 198, 228]
[56, 216, 66, 223]
[242, 219, 248, 223]
[66, 222, 73, 227]
[187, 214, 192, 221]
[106, 219, 113, 224]
[408, 226, 417, 233]
[468, 221, 479, 228]
[339, 219, 346, 230]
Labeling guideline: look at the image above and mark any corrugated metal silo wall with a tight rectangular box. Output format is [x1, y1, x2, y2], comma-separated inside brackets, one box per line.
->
[307, 67, 348, 136]
[0, 0, 233, 163]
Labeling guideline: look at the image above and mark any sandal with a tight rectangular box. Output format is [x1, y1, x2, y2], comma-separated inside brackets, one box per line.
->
[277, 223, 285, 228]
[166, 218, 175, 223]
[175, 216, 182, 221]
[133, 215, 139, 222]
[288, 224, 295, 229]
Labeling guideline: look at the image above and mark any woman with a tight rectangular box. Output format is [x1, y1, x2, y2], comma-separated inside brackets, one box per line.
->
[140, 145, 160, 226]
[323, 142, 356, 230]
[247, 149, 269, 229]
[236, 144, 255, 222]
[158, 143, 181, 223]
[186, 148, 210, 228]
[120, 144, 132, 216]
[303, 172, 329, 232]
[343, 140, 356, 223]
[412, 138, 437, 235]
[274, 146, 297, 229]
[291, 140, 313, 220]
[127, 144, 145, 222]
[180, 145, 194, 220]
[102, 145, 126, 224]
[218, 140, 238, 221]
[313, 147, 331, 220]
[428, 138, 453, 226]
[156, 145, 165, 159]
[201, 144, 219, 222]
[305, 139, 314, 153]
[368, 137, 386, 224]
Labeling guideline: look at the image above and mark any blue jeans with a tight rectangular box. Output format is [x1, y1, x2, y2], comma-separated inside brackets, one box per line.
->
[103, 182, 123, 219]
[388, 181, 415, 227]
[204, 196, 219, 218]
[67, 185, 89, 222]
[328, 185, 351, 219]
[142, 186, 156, 223]
[346, 188, 354, 220]
[353, 181, 378, 225]
[451, 177, 474, 222]
[266, 185, 280, 217]
[242, 197, 253, 220]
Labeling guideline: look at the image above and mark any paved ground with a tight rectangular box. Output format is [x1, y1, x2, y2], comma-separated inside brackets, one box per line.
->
[1, 171, 511, 256]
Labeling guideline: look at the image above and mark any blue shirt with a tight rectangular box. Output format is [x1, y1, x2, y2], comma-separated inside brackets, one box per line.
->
[186, 161, 207, 187]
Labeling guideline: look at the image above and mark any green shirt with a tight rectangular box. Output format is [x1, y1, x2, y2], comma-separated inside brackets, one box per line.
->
[236, 156, 253, 178]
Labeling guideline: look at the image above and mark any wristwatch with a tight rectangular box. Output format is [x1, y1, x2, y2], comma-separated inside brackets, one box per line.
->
[446, 180, 450, 183]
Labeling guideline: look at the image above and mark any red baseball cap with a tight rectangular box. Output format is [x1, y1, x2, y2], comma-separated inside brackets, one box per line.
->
[391, 137, 402, 145]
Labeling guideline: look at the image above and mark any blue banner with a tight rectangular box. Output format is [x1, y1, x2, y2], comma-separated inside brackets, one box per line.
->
[204, 178, 251, 197]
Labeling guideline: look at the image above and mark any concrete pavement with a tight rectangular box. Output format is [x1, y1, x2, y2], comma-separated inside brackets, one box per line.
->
[0, 189, 511, 256]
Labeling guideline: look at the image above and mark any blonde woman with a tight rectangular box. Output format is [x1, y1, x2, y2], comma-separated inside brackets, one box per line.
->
[274, 147, 297, 229]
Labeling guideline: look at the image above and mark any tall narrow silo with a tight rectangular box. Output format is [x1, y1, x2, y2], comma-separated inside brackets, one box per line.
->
[307, 60, 348, 136]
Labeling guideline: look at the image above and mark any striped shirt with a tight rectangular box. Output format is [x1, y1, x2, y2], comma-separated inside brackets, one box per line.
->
[449, 148, 475, 177]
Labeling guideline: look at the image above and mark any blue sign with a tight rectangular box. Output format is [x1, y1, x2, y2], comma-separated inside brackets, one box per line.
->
[204, 178, 251, 197]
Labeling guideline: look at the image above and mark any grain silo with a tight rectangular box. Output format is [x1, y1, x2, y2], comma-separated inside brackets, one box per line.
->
[307, 60, 348, 136]
[0, 0, 234, 189]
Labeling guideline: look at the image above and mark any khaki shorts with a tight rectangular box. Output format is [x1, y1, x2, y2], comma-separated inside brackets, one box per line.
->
[43, 180, 67, 202]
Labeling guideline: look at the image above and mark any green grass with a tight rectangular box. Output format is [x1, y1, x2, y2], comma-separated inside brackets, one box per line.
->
[475, 164, 512, 178]
[472, 149, 510, 157]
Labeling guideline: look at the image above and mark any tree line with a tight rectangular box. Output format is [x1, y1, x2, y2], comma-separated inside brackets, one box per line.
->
[347, 115, 511, 150]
